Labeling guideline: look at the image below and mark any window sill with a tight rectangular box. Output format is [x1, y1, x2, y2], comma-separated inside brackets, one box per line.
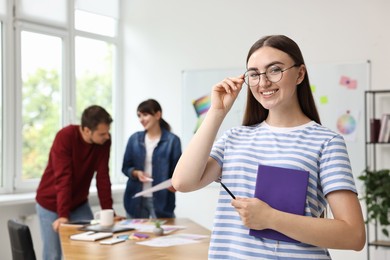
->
[0, 184, 126, 207]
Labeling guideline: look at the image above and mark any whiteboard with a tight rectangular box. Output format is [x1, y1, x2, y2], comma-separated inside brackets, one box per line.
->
[181, 61, 370, 184]
[309, 61, 370, 186]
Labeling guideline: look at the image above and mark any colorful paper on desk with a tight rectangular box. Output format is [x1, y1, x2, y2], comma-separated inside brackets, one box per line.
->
[249, 164, 309, 243]
[132, 225, 185, 234]
[133, 179, 172, 198]
[136, 233, 206, 247]
[119, 219, 167, 226]
[118, 219, 185, 234]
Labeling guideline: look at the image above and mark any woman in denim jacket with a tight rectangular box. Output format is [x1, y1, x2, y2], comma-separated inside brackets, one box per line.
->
[122, 99, 182, 218]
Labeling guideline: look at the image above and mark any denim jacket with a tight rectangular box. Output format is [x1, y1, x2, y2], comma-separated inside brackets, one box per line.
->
[122, 128, 182, 218]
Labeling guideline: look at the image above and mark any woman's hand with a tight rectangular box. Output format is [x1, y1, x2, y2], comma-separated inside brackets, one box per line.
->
[210, 75, 245, 115]
[133, 170, 153, 182]
[231, 197, 273, 230]
[167, 185, 176, 193]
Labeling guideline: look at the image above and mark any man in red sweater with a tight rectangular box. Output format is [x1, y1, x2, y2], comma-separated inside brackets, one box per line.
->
[36, 105, 116, 260]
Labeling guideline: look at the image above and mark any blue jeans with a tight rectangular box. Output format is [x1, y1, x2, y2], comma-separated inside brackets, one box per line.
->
[127, 197, 157, 219]
[36, 202, 93, 260]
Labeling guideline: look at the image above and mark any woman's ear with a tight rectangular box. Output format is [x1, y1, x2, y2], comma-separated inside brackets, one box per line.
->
[155, 111, 162, 120]
[296, 64, 306, 85]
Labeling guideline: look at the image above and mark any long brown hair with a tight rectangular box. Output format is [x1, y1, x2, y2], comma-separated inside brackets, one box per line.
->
[242, 35, 321, 126]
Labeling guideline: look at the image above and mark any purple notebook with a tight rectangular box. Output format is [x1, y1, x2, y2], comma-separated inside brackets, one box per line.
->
[249, 164, 309, 243]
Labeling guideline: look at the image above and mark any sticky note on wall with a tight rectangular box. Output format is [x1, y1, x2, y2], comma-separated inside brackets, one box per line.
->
[320, 96, 328, 105]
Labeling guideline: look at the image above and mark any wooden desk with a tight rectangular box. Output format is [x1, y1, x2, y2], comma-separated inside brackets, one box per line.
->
[59, 218, 211, 260]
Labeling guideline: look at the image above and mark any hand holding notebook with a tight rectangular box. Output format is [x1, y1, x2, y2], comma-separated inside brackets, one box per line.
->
[249, 164, 309, 243]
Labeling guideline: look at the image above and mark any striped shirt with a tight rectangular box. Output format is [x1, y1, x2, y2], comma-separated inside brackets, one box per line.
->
[209, 121, 357, 259]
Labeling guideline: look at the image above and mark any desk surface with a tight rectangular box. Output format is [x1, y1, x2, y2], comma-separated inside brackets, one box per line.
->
[59, 218, 211, 260]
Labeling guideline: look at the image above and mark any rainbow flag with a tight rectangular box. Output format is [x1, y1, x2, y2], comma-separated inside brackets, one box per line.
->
[192, 94, 211, 133]
[192, 95, 211, 116]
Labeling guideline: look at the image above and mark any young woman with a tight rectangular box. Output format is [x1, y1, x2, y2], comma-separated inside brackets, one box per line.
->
[122, 99, 181, 218]
[172, 35, 365, 259]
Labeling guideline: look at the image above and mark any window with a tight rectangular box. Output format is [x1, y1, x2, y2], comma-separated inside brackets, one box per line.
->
[75, 37, 114, 118]
[75, 10, 117, 37]
[18, 0, 67, 26]
[75, 37, 116, 173]
[1, 0, 121, 192]
[75, 0, 119, 37]
[20, 31, 62, 180]
[0, 23, 2, 187]
[0, 0, 7, 189]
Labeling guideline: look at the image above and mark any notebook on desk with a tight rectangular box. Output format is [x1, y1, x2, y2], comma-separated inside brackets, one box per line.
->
[70, 231, 113, 241]
[67, 219, 92, 225]
[249, 164, 309, 243]
[80, 224, 135, 233]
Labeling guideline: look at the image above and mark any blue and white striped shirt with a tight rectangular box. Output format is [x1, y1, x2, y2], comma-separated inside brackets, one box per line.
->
[209, 121, 357, 259]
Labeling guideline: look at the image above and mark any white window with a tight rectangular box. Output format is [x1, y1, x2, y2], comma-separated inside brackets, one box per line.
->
[75, 37, 114, 118]
[20, 30, 63, 182]
[17, 0, 67, 27]
[1, 0, 122, 192]
[0, 23, 3, 188]
[75, 0, 118, 37]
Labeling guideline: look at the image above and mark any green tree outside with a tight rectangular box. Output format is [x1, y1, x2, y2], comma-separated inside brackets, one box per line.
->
[22, 57, 112, 179]
[22, 68, 61, 179]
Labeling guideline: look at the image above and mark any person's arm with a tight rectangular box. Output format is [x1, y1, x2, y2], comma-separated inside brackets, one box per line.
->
[167, 135, 182, 192]
[122, 133, 150, 181]
[122, 135, 137, 179]
[52, 130, 74, 220]
[170, 135, 182, 177]
[52, 217, 69, 232]
[48, 129, 74, 232]
[232, 190, 366, 250]
[95, 140, 126, 219]
[172, 75, 245, 192]
[96, 140, 114, 210]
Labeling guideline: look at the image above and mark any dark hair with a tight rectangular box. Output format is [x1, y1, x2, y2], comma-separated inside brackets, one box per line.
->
[242, 35, 321, 126]
[81, 105, 113, 131]
[137, 99, 171, 131]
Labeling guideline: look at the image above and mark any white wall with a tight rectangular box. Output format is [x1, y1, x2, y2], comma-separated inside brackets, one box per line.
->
[121, 0, 390, 259]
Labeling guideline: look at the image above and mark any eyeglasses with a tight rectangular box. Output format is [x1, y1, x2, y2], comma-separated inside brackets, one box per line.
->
[244, 64, 299, 87]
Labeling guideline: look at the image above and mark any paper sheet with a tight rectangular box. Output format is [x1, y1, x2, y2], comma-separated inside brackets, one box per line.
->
[133, 179, 172, 198]
[117, 219, 185, 234]
[136, 233, 207, 247]
[133, 225, 185, 234]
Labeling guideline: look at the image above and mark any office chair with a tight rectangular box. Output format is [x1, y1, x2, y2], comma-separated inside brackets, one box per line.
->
[7, 219, 37, 260]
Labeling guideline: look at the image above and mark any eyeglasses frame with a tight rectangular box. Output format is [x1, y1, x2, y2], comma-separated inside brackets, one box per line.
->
[244, 64, 300, 87]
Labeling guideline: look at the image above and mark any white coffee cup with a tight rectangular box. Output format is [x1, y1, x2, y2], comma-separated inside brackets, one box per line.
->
[94, 209, 114, 226]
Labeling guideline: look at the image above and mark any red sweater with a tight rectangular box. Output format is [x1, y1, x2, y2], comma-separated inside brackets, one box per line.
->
[36, 125, 113, 218]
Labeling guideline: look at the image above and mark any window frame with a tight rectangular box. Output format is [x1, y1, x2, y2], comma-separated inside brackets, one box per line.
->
[0, 0, 123, 193]
[1, 1, 16, 193]
[14, 21, 69, 191]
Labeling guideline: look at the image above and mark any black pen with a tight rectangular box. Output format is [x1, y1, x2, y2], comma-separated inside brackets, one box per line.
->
[220, 181, 236, 199]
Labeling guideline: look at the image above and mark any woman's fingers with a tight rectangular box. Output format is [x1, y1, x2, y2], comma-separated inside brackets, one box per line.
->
[215, 75, 244, 93]
[210, 75, 245, 113]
